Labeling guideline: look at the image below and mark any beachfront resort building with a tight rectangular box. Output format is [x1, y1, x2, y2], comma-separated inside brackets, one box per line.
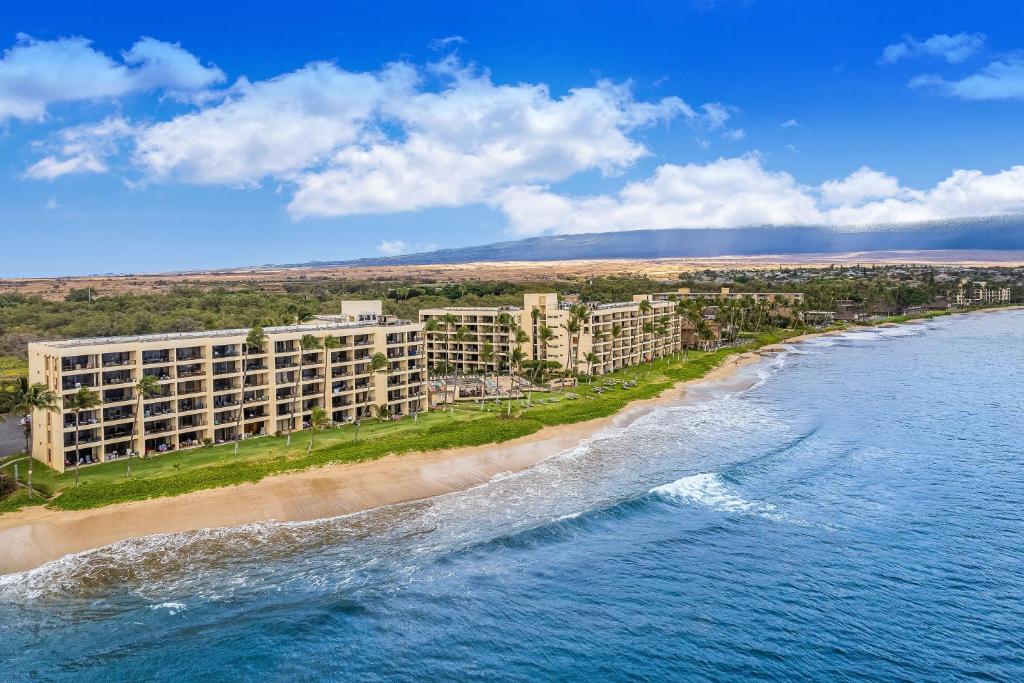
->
[662, 287, 804, 304]
[953, 281, 1011, 306]
[27, 301, 427, 472]
[421, 292, 717, 379]
[418, 305, 522, 377]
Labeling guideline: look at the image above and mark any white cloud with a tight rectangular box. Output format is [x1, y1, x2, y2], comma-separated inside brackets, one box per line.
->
[288, 72, 691, 217]
[26, 154, 107, 180]
[377, 239, 437, 255]
[0, 34, 223, 122]
[133, 62, 416, 186]
[910, 55, 1024, 100]
[700, 102, 732, 129]
[780, 118, 799, 128]
[45, 196, 59, 210]
[493, 155, 822, 235]
[492, 156, 1024, 235]
[377, 240, 409, 255]
[25, 115, 133, 180]
[819, 166, 901, 206]
[721, 128, 745, 141]
[429, 36, 466, 51]
[881, 32, 986, 64]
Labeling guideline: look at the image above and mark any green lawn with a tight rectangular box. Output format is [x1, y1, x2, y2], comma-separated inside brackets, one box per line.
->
[0, 309, 980, 515]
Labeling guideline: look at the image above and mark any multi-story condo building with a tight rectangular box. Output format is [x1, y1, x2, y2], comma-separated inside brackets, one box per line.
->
[28, 301, 426, 473]
[422, 293, 712, 379]
[953, 281, 1011, 306]
[657, 287, 804, 304]
[419, 305, 522, 376]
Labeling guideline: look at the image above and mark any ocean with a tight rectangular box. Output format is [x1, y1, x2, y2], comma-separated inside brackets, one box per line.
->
[1, 310, 1022, 681]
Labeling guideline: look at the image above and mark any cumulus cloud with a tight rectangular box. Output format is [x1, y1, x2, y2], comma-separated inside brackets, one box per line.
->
[134, 62, 416, 186]
[819, 166, 901, 206]
[492, 156, 1024, 235]
[24, 116, 134, 180]
[910, 55, 1024, 100]
[288, 70, 691, 217]
[0, 34, 223, 122]
[881, 32, 986, 64]
[493, 155, 822, 235]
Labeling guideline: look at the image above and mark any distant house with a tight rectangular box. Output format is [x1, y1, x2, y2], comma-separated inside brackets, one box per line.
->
[833, 300, 865, 322]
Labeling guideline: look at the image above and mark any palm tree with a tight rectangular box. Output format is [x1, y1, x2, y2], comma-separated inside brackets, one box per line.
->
[532, 324, 556, 396]
[65, 386, 100, 488]
[560, 316, 581, 388]
[0, 378, 60, 497]
[674, 300, 689, 356]
[480, 341, 495, 408]
[496, 312, 515, 386]
[126, 374, 160, 478]
[441, 313, 459, 407]
[307, 406, 329, 454]
[610, 323, 623, 370]
[584, 351, 600, 383]
[290, 334, 322, 447]
[656, 316, 671, 362]
[321, 334, 340, 426]
[642, 321, 656, 367]
[234, 325, 266, 456]
[423, 318, 441, 406]
[638, 299, 654, 365]
[369, 351, 390, 419]
[450, 326, 470, 413]
[508, 347, 527, 413]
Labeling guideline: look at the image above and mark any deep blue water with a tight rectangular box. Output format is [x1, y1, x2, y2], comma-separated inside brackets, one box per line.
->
[2, 311, 1023, 682]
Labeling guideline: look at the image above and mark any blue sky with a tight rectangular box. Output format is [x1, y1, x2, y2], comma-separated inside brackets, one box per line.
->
[3, 0, 1024, 277]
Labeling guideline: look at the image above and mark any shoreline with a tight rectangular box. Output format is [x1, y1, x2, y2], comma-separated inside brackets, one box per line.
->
[0, 309, 1015, 574]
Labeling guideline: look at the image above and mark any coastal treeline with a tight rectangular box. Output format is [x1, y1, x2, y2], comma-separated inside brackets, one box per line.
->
[0, 266, 1019, 370]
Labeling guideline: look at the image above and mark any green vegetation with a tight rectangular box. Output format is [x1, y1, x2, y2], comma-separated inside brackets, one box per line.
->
[0, 488, 47, 514]
[0, 356, 27, 381]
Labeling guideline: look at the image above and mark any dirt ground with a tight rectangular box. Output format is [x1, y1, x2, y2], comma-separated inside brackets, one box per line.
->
[4, 250, 1023, 301]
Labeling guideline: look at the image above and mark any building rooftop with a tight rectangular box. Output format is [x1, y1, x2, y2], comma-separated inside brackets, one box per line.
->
[421, 306, 522, 313]
[34, 317, 416, 350]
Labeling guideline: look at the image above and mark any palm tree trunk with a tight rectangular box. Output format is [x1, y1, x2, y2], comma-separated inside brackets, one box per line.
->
[127, 392, 142, 477]
[74, 415, 82, 488]
[235, 349, 248, 456]
[289, 356, 302, 447]
[24, 423, 33, 498]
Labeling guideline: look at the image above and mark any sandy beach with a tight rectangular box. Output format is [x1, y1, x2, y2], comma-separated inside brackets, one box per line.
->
[0, 318, 991, 575]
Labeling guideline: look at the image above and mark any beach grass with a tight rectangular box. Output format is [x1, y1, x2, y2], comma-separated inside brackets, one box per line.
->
[0, 309, 982, 515]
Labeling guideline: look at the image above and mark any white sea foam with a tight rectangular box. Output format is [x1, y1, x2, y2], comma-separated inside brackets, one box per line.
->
[651, 472, 779, 519]
[150, 601, 187, 614]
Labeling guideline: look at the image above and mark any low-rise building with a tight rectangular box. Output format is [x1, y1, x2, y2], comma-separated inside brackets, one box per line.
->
[28, 301, 426, 472]
[660, 287, 804, 304]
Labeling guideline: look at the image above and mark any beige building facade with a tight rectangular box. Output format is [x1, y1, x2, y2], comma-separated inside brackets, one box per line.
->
[422, 293, 710, 379]
[418, 306, 523, 375]
[29, 301, 426, 472]
[663, 287, 804, 304]
[953, 281, 1011, 306]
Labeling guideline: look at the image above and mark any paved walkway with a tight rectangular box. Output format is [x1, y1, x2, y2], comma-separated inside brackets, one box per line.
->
[0, 416, 23, 457]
